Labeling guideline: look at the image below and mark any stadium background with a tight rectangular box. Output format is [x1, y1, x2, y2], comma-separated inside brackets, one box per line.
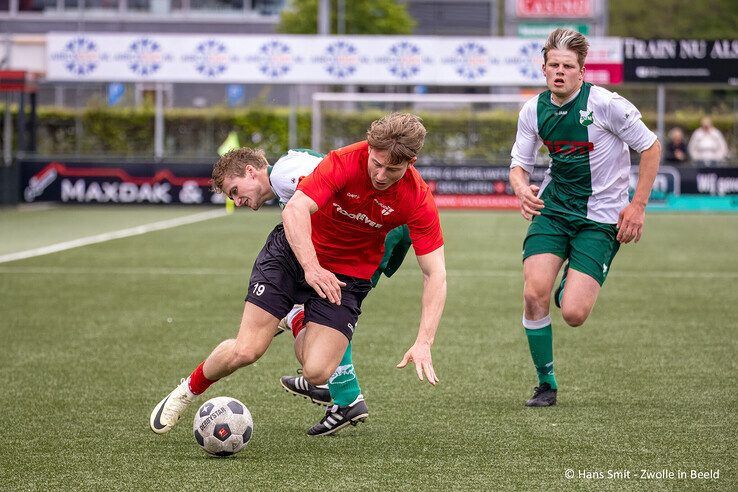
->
[1, 1, 736, 490]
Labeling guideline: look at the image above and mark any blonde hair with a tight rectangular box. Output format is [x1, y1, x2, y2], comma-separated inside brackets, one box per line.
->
[542, 28, 589, 68]
[366, 113, 426, 166]
[211, 147, 268, 193]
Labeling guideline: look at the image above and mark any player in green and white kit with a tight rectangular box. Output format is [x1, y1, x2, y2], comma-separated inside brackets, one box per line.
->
[509, 29, 661, 407]
[212, 147, 411, 434]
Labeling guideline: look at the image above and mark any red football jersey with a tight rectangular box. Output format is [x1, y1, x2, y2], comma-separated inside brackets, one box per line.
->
[297, 141, 443, 280]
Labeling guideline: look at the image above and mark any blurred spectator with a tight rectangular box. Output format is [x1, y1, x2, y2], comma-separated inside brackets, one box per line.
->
[688, 116, 729, 167]
[665, 127, 688, 165]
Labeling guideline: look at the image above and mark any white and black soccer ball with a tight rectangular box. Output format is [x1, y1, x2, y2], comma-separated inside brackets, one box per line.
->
[193, 396, 253, 457]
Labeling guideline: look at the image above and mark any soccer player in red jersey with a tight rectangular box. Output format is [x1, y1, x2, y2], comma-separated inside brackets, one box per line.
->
[150, 113, 447, 436]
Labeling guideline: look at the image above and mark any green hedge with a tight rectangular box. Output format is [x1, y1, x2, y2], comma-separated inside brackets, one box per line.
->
[27, 106, 314, 158]
[1, 105, 734, 161]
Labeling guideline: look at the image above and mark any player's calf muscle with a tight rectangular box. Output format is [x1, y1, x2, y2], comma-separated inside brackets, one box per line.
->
[301, 345, 346, 385]
[204, 339, 263, 380]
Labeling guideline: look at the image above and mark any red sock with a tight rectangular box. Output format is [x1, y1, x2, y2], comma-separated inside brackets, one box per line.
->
[291, 310, 306, 338]
[188, 361, 217, 395]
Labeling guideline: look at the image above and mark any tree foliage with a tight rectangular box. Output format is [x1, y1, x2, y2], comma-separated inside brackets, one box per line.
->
[609, 0, 738, 38]
[277, 0, 415, 35]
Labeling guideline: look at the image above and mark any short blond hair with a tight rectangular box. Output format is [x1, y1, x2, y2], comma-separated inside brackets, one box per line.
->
[211, 147, 268, 193]
[542, 28, 589, 68]
[366, 113, 426, 166]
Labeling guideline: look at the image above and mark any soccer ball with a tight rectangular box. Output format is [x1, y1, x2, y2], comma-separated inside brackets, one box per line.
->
[193, 396, 253, 457]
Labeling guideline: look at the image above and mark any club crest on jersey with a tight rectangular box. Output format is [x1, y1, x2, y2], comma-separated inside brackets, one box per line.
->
[579, 109, 594, 126]
[374, 198, 395, 216]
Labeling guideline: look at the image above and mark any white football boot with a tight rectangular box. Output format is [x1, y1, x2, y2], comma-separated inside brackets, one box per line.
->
[149, 378, 196, 434]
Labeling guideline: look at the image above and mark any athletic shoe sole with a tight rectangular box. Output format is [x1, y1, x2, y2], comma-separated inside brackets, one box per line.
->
[308, 412, 368, 437]
[525, 398, 557, 407]
[280, 378, 331, 406]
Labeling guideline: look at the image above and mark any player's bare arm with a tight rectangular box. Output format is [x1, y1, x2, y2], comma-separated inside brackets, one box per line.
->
[617, 139, 661, 244]
[509, 166, 545, 221]
[282, 190, 346, 304]
[396, 246, 446, 386]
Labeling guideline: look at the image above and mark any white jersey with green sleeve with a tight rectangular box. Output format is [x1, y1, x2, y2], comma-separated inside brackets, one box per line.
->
[510, 83, 657, 224]
[268, 148, 324, 208]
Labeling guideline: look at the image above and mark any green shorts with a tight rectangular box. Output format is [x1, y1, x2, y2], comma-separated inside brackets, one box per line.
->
[522, 212, 620, 285]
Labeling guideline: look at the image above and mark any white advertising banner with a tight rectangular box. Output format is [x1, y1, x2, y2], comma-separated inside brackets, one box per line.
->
[47, 33, 622, 86]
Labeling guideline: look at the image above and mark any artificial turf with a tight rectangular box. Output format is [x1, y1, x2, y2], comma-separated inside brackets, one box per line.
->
[1, 206, 735, 490]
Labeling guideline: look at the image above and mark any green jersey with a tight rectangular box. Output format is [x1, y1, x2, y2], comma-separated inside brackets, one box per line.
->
[510, 83, 657, 224]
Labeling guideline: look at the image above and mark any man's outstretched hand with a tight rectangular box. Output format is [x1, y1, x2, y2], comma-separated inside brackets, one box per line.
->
[396, 341, 438, 385]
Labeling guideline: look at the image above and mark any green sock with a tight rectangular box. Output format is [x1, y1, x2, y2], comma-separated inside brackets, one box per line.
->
[328, 341, 361, 406]
[524, 316, 558, 390]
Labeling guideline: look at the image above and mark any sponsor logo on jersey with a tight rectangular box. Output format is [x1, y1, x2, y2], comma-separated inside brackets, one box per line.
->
[346, 192, 360, 199]
[579, 109, 594, 126]
[374, 198, 395, 216]
[544, 140, 594, 156]
[332, 203, 383, 228]
[556, 110, 568, 115]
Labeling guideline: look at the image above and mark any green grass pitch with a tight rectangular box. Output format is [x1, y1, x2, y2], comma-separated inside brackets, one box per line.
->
[1, 206, 736, 490]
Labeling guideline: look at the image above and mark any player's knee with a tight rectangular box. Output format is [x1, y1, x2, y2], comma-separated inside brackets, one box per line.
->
[562, 306, 589, 327]
[523, 284, 550, 311]
[301, 363, 332, 386]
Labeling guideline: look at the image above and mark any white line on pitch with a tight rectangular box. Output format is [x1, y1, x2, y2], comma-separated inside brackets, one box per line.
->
[15, 203, 59, 213]
[0, 266, 239, 275]
[0, 209, 227, 264]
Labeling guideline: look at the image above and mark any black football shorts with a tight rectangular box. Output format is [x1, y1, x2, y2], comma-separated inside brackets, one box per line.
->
[245, 224, 372, 340]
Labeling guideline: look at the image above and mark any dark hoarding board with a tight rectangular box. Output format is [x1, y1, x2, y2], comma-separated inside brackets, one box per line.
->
[678, 167, 738, 196]
[19, 160, 738, 211]
[20, 160, 541, 209]
[415, 165, 549, 209]
[623, 39, 738, 84]
[20, 160, 225, 205]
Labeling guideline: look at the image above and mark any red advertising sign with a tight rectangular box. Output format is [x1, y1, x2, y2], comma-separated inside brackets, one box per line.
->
[433, 195, 520, 209]
[516, 0, 592, 18]
[584, 64, 623, 85]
